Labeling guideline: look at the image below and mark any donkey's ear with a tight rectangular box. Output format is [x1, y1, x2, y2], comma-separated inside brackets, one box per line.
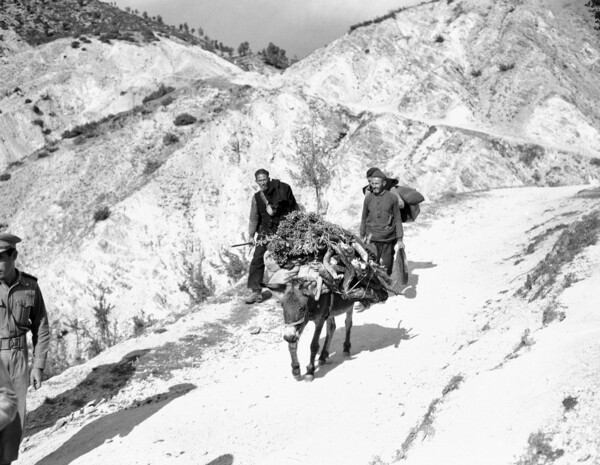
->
[299, 281, 317, 297]
[261, 282, 289, 302]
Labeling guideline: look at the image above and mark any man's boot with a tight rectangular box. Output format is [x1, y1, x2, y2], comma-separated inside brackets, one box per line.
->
[244, 290, 263, 304]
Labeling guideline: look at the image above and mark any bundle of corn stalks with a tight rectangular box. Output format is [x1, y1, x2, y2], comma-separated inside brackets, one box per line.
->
[263, 211, 393, 304]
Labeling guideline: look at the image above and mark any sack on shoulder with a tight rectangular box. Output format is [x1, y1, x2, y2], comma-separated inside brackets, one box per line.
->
[395, 186, 425, 222]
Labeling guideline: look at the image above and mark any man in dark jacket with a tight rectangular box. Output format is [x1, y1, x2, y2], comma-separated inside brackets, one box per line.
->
[359, 169, 403, 276]
[245, 169, 298, 304]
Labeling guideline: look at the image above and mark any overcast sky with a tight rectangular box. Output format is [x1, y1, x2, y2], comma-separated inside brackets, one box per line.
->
[113, 0, 423, 58]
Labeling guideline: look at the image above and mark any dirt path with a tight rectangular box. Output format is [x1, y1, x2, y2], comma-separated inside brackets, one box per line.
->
[18, 184, 600, 465]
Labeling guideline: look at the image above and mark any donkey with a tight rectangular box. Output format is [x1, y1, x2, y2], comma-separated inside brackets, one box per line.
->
[263, 279, 354, 381]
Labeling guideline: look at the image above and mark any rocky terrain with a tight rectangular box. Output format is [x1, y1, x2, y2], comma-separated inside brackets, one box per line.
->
[0, 0, 599, 461]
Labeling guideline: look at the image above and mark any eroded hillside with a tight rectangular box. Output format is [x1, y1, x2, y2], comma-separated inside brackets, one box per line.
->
[0, 0, 599, 374]
[288, 0, 600, 157]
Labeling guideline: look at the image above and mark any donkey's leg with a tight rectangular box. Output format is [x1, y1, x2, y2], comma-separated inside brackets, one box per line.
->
[288, 324, 306, 380]
[306, 319, 326, 382]
[343, 307, 353, 356]
[319, 315, 336, 365]
[288, 341, 301, 379]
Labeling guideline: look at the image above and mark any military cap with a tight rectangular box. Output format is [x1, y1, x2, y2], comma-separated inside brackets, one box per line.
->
[0, 233, 21, 252]
[370, 169, 386, 180]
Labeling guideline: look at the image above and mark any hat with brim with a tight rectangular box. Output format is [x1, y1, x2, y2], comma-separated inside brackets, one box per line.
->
[0, 233, 21, 252]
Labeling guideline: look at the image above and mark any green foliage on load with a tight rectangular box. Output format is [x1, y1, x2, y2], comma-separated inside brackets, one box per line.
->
[265, 211, 351, 268]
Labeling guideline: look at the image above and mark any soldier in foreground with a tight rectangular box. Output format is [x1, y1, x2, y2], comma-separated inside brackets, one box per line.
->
[0, 233, 50, 464]
[245, 169, 298, 304]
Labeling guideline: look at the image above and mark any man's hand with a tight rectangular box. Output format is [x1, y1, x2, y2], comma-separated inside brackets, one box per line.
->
[30, 368, 43, 390]
[266, 204, 275, 216]
[395, 240, 405, 252]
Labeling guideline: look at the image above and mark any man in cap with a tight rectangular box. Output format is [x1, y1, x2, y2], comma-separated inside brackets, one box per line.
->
[363, 166, 405, 209]
[359, 169, 403, 276]
[0, 233, 50, 464]
[245, 169, 298, 304]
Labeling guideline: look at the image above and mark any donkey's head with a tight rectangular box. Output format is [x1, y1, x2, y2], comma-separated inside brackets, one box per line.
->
[262, 279, 317, 343]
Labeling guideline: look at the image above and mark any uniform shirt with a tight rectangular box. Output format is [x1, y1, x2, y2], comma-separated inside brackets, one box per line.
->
[360, 190, 403, 243]
[0, 269, 50, 370]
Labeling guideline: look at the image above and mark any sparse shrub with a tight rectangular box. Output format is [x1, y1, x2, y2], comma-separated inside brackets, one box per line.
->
[142, 83, 175, 104]
[173, 113, 197, 126]
[212, 248, 248, 282]
[160, 95, 175, 106]
[0, 173, 10, 182]
[71, 40, 80, 48]
[515, 431, 564, 465]
[62, 121, 99, 139]
[8, 161, 23, 169]
[32, 104, 43, 115]
[542, 302, 566, 325]
[442, 374, 464, 395]
[47, 145, 59, 153]
[163, 132, 179, 145]
[179, 255, 216, 305]
[563, 272, 577, 288]
[470, 69, 482, 77]
[87, 338, 103, 358]
[143, 159, 163, 174]
[516, 329, 534, 351]
[590, 157, 600, 166]
[498, 62, 515, 72]
[562, 396, 578, 411]
[518, 144, 545, 167]
[42, 128, 52, 135]
[290, 115, 337, 214]
[89, 283, 117, 350]
[132, 311, 154, 337]
[32, 119, 44, 127]
[93, 206, 110, 222]
[434, 34, 445, 43]
[24, 98, 31, 104]
[364, 48, 370, 54]
[37, 151, 50, 159]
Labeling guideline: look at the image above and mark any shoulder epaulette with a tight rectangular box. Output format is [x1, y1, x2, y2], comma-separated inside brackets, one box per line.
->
[20, 271, 38, 282]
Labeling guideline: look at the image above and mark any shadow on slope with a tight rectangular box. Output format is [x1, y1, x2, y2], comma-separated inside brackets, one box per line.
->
[206, 454, 234, 465]
[26, 350, 150, 437]
[313, 322, 417, 379]
[397, 261, 437, 299]
[34, 383, 196, 465]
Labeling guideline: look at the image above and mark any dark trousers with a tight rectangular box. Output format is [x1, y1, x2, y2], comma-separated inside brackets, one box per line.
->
[374, 240, 396, 276]
[247, 241, 268, 291]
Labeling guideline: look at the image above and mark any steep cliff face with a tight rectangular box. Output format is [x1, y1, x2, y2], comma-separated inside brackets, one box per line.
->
[287, 0, 600, 157]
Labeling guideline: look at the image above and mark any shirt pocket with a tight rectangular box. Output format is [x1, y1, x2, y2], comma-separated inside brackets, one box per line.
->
[13, 293, 35, 326]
